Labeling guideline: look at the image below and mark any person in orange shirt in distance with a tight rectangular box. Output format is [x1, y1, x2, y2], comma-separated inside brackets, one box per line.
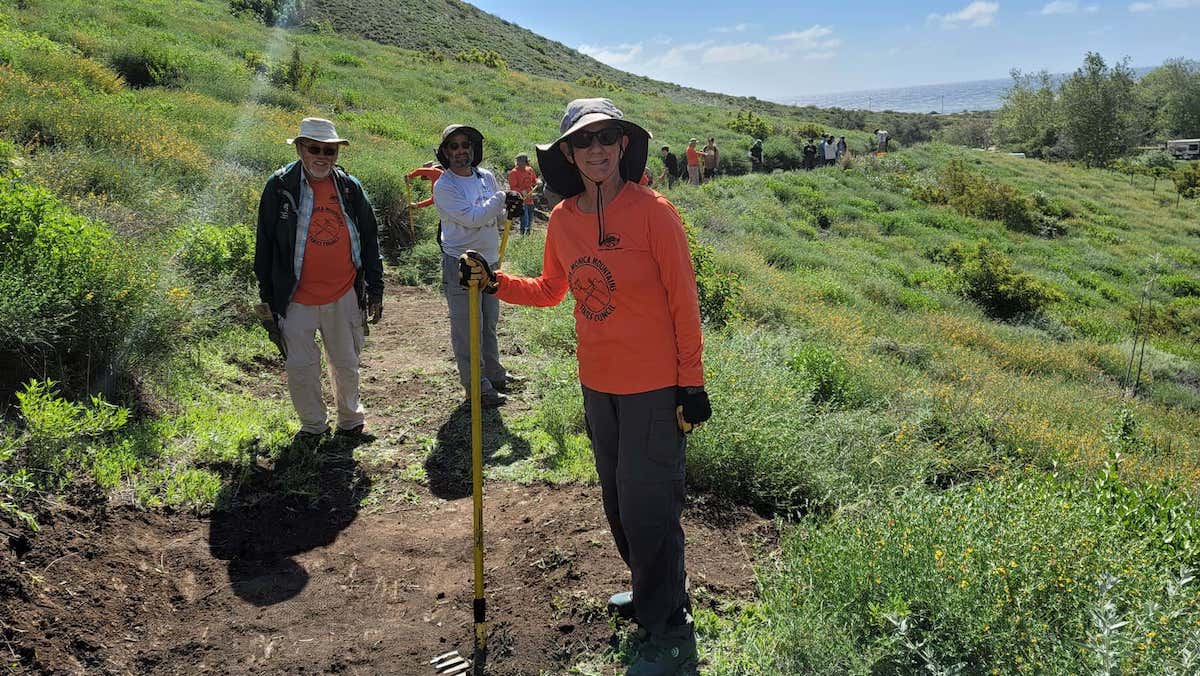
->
[507, 153, 539, 235]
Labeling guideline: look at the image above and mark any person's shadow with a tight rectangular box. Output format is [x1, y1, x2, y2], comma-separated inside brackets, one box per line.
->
[206, 433, 372, 606]
[424, 401, 532, 499]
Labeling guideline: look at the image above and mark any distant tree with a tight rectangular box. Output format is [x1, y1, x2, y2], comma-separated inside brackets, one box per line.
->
[992, 70, 1059, 157]
[1133, 150, 1177, 192]
[1058, 53, 1140, 167]
[270, 46, 320, 93]
[827, 108, 866, 130]
[1138, 58, 1200, 140]
[1173, 162, 1200, 207]
[936, 115, 992, 148]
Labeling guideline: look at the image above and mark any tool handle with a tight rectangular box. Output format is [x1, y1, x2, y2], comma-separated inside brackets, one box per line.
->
[468, 281, 487, 655]
[497, 218, 512, 270]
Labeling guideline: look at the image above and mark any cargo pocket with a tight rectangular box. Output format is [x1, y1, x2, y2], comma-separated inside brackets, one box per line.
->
[644, 407, 685, 480]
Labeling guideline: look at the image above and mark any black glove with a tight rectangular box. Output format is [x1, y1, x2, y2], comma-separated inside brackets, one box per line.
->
[677, 387, 712, 425]
[458, 250, 498, 293]
[504, 191, 524, 220]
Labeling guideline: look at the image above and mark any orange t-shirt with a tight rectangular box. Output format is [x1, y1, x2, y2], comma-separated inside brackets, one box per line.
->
[508, 165, 538, 204]
[685, 147, 700, 167]
[292, 176, 356, 306]
[495, 183, 704, 394]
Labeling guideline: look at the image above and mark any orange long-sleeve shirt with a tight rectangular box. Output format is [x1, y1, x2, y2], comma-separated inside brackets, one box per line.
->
[495, 183, 704, 394]
[507, 165, 538, 204]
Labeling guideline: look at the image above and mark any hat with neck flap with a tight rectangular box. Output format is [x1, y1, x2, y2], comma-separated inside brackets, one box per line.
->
[436, 124, 485, 168]
[535, 98, 651, 198]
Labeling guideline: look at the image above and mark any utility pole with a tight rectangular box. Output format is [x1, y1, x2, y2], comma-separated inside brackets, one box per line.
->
[940, 95, 944, 114]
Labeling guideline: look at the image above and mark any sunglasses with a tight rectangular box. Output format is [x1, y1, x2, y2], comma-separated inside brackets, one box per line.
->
[302, 143, 341, 157]
[445, 140, 472, 150]
[567, 126, 624, 149]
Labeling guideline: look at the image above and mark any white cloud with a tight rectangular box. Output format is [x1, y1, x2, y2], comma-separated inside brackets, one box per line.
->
[702, 43, 782, 64]
[1129, 0, 1198, 10]
[578, 43, 643, 67]
[712, 22, 751, 33]
[928, 1, 1000, 28]
[1041, 1, 1078, 13]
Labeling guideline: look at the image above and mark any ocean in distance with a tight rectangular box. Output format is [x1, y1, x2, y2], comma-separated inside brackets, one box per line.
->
[783, 67, 1154, 114]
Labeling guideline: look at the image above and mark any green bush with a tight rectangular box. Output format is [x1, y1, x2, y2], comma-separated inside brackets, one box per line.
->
[727, 110, 770, 139]
[109, 46, 187, 88]
[455, 48, 507, 70]
[0, 176, 180, 396]
[685, 221, 742, 328]
[761, 136, 802, 172]
[269, 46, 320, 93]
[575, 75, 622, 92]
[1161, 274, 1200, 298]
[937, 240, 1064, 319]
[178, 222, 255, 286]
[13, 379, 129, 489]
[719, 467, 1200, 674]
[789, 344, 867, 407]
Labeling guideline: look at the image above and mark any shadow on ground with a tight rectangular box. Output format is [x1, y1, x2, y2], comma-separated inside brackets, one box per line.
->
[206, 433, 373, 606]
[424, 401, 532, 499]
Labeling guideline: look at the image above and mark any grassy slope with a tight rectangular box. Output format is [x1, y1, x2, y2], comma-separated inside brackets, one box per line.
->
[3, 0, 1200, 672]
[306, 0, 863, 119]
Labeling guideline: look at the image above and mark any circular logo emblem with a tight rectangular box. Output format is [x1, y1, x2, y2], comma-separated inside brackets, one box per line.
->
[569, 257, 616, 321]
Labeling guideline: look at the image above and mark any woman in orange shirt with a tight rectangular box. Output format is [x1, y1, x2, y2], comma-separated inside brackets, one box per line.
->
[459, 98, 710, 676]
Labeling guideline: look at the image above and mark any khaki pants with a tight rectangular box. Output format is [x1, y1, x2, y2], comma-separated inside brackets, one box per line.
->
[687, 165, 700, 185]
[280, 288, 366, 434]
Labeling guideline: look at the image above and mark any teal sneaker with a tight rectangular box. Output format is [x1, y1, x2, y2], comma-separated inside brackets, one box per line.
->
[626, 627, 698, 676]
[608, 590, 636, 621]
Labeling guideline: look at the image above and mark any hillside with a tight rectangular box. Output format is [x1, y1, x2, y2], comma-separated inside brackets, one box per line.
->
[3, 0, 1200, 673]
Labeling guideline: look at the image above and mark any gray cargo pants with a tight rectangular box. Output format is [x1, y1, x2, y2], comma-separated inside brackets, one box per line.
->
[582, 385, 690, 637]
[442, 254, 506, 396]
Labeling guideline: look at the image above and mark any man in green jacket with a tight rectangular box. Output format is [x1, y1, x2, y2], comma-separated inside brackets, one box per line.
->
[254, 117, 384, 440]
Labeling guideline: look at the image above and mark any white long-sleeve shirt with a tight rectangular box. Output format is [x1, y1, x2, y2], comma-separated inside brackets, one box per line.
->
[433, 168, 505, 262]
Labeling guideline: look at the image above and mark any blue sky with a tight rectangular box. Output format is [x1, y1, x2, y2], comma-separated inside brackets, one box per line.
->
[467, 0, 1198, 100]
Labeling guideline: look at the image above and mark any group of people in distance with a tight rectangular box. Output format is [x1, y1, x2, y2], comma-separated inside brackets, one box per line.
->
[803, 134, 849, 170]
[254, 98, 712, 675]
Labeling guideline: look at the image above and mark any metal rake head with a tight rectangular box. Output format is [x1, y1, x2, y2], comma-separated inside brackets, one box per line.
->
[430, 650, 472, 675]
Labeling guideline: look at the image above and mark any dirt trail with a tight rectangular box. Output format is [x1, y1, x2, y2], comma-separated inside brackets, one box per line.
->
[2, 284, 776, 675]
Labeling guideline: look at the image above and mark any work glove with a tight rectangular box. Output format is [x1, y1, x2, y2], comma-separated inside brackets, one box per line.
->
[368, 295, 383, 324]
[675, 386, 712, 434]
[458, 250, 498, 293]
[504, 190, 524, 220]
[253, 302, 288, 360]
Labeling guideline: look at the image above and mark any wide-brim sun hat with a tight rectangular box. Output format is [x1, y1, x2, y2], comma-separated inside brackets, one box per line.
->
[437, 124, 485, 168]
[287, 117, 350, 145]
[535, 98, 650, 198]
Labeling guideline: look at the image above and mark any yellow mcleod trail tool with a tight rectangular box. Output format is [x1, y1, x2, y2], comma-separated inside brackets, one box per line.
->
[432, 278, 487, 676]
[497, 216, 512, 266]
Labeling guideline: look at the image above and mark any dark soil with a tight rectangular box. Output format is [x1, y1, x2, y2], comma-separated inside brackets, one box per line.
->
[1, 285, 777, 675]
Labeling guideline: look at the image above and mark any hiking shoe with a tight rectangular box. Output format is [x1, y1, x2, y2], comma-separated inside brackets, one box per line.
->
[494, 373, 528, 392]
[295, 427, 331, 447]
[626, 627, 698, 676]
[480, 391, 507, 408]
[608, 590, 636, 621]
[335, 424, 366, 438]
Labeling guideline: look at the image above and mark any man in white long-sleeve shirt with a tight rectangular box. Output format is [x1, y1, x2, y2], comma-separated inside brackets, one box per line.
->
[433, 124, 525, 407]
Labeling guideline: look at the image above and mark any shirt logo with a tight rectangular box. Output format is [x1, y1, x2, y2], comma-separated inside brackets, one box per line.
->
[309, 205, 342, 246]
[569, 256, 617, 321]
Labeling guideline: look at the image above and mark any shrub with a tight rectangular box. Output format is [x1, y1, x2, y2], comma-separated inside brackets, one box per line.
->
[938, 240, 1064, 318]
[454, 48, 506, 70]
[727, 110, 770, 139]
[178, 223, 255, 287]
[723, 467, 1200, 674]
[718, 150, 752, 176]
[0, 176, 180, 398]
[761, 136, 802, 172]
[1173, 162, 1200, 203]
[575, 75, 622, 92]
[788, 344, 867, 407]
[109, 46, 187, 88]
[13, 379, 129, 490]
[1161, 274, 1200, 298]
[330, 51, 365, 68]
[270, 46, 320, 93]
[685, 221, 742, 328]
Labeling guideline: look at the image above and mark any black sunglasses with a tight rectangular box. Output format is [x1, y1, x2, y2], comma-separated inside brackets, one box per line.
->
[303, 143, 341, 157]
[567, 126, 624, 149]
[445, 140, 472, 150]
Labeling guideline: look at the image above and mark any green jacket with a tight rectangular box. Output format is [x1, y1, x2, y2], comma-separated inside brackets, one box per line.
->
[254, 161, 384, 318]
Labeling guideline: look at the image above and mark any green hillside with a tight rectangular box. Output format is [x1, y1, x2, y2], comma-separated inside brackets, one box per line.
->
[3, 0, 1200, 673]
